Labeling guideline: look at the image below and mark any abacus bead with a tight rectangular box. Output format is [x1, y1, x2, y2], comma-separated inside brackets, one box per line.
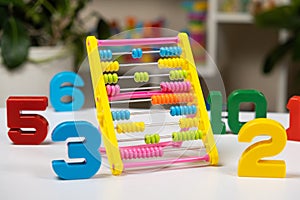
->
[132, 48, 142, 59]
[112, 73, 118, 83]
[125, 110, 130, 119]
[155, 134, 160, 143]
[104, 74, 108, 84]
[144, 72, 149, 82]
[172, 132, 178, 142]
[145, 134, 151, 144]
[170, 107, 176, 116]
[160, 47, 165, 57]
[99, 50, 112, 60]
[183, 70, 188, 78]
[134, 72, 140, 82]
[132, 48, 137, 59]
[195, 131, 200, 140]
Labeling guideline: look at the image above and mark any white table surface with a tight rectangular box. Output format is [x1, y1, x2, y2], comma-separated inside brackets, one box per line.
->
[0, 108, 300, 200]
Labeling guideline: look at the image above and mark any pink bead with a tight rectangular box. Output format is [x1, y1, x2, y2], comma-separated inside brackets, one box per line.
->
[106, 84, 120, 96]
[160, 81, 191, 93]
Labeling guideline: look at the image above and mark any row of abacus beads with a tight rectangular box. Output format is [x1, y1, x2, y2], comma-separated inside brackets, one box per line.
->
[118, 130, 203, 144]
[103, 70, 188, 84]
[99, 46, 182, 61]
[106, 81, 192, 97]
[109, 93, 195, 105]
[114, 117, 200, 134]
[145, 130, 203, 144]
[119, 144, 205, 160]
[111, 105, 197, 121]
[120, 146, 163, 160]
[100, 58, 189, 73]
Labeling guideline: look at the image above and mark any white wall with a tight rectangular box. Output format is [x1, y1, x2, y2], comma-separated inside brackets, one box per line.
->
[83, 0, 187, 31]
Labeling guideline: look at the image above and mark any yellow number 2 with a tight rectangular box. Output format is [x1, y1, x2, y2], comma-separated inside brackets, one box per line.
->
[238, 118, 287, 178]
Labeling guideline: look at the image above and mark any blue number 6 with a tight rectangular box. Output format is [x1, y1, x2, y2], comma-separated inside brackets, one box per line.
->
[50, 71, 84, 111]
[52, 121, 101, 180]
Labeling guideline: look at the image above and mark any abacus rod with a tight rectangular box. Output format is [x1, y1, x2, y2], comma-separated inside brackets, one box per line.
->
[130, 109, 169, 115]
[97, 36, 179, 46]
[144, 121, 178, 127]
[114, 121, 180, 129]
[111, 50, 160, 56]
[119, 62, 158, 67]
[101, 146, 205, 154]
[123, 155, 210, 169]
[110, 98, 152, 104]
[118, 73, 169, 80]
[117, 135, 170, 143]
[120, 86, 160, 92]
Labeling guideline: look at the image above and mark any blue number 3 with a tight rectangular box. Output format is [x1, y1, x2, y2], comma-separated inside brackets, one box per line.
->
[52, 121, 101, 180]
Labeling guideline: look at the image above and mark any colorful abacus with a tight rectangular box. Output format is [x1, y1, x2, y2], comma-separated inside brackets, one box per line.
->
[86, 33, 218, 175]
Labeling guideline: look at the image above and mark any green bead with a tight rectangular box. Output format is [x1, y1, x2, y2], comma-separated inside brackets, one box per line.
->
[154, 134, 160, 143]
[182, 132, 187, 141]
[107, 74, 112, 83]
[104, 74, 108, 84]
[134, 72, 140, 82]
[112, 73, 118, 83]
[198, 130, 203, 139]
[190, 131, 195, 140]
[183, 70, 188, 78]
[175, 70, 180, 79]
[169, 70, 175, 80]
[228, 89, 267, 134]
[144, 72, 149, 82]
[172, 132, 178, 142]
[145, 134, 151, 144]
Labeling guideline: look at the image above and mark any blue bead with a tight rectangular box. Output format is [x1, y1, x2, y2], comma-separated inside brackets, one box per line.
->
[112, 111, 117, 120]
[178, 47, 182, 55]
[138, 48, 142, 58]
[192, 105, 197, 114]
[99, 50, 112, 60]
[125, 110, 130, 119]
[132, 48, 143, 59]
[170, 106, 176, 116]
[121, 110, 126, 119]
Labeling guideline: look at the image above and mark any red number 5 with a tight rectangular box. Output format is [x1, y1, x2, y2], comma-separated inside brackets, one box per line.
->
[7, 97, 49, 145]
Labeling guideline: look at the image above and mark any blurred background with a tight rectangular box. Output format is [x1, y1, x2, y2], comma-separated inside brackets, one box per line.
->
[0, 0, 297, 112]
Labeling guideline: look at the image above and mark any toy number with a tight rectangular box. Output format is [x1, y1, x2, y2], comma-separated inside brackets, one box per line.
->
[207, 91, 226, 134]
[50, 71, 84, 111]
[6, 96, 49, 145]
[286, 96, 300, 141]
[228, 90, 267, 134]
[51, 121, 101, 180]
[238, 118, 287, 178]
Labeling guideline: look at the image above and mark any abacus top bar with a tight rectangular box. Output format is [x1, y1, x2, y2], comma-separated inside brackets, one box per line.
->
[97, 36, 179, 46]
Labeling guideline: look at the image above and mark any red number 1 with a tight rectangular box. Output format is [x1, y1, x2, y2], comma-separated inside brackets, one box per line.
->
[287, 96, 300, 141]
[7, 96, 49, 144]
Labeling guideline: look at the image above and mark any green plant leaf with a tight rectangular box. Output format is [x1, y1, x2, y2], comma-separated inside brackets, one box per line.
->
[292, 0, 300, 8]
[1, 17, 30, 70]
[97, 18, 111, 39]
[54, 0, 70, 16]
[255, 5, 300, 30]
[72, 36, 85, 71]
[0, 0, 24, 6]
[0, 6, 8, 29]
[263, 38, 294, 73]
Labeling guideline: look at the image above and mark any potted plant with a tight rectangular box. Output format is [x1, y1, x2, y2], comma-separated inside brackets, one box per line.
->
[254, 0, 300, 73]
[0, 0, 96, 107]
